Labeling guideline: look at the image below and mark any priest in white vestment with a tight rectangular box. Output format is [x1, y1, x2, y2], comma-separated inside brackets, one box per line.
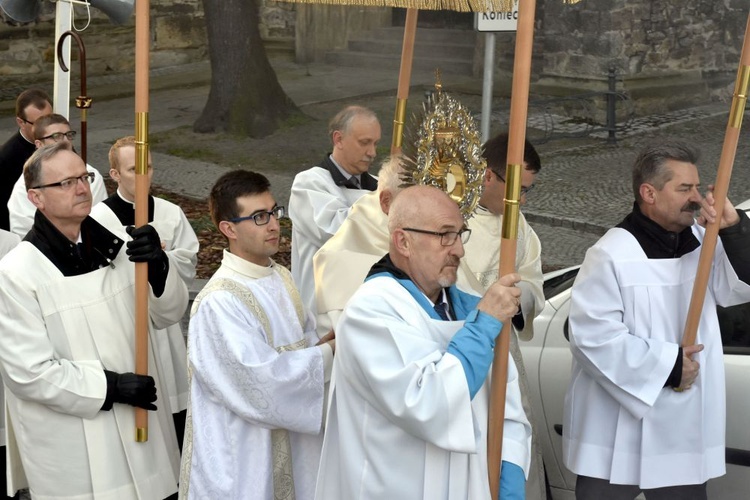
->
[463, 133, 544, 334]
[180, 170, 334, 500]
[316, 185, 532, 500]
[289, 105, 380, 316]
[564, 141, 750, 498]
[0, 144, 187, 499]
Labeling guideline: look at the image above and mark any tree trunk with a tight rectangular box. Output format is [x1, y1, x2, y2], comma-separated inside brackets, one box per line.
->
[195, 0, 303, 137]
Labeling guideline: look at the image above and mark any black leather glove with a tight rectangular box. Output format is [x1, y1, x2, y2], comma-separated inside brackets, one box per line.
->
[102, 370, 158, 411]
[126, 224, 169, 297]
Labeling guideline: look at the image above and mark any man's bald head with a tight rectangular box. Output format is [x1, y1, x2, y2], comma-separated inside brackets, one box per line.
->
[388, 185, 458, 235]
[387, 185, 466, 301]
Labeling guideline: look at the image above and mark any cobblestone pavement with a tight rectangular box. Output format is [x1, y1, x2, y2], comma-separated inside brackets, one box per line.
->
[3, 60, 749, 273]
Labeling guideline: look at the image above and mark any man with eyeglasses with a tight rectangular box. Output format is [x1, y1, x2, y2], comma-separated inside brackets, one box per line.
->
[462, 132, 547, 500]
[316, 184, 531, 500]
[0, 89, 53, 231]
[180, 170, 334, 498]
[7, 113, 107, 237]
[0, 142, 188, 499]
[90, 136, 198, 452]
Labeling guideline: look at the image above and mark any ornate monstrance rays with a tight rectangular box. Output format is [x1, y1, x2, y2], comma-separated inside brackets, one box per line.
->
[400, 74, 486, 220]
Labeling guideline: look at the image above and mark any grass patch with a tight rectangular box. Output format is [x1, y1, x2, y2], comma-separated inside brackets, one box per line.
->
[190, 214, 215, 233]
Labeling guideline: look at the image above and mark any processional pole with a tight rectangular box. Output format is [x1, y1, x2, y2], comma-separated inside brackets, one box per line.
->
[133, 0, 150, 442]
[487, 0, 537, 496]
[391, 8, 418, 154]
[681, 13, 750, 348]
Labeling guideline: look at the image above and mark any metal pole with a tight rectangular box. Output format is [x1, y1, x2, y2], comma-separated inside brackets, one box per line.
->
[606, 65, 616, 144]
[481, 32, 496, 144]
[53, 2, 72, 119]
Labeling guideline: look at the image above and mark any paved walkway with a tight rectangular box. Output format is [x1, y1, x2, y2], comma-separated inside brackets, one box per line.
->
[3, 59, 749, 272]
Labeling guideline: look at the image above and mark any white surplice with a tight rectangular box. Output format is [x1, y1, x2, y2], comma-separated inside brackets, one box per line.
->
[315, 275, 531, 500]
[181, 250, 331, 500]
[564, 225, 750, 488]
[0, 233, 187, 499]
[289, 165, 371, 316]
[91, 194, 199, 413]
[0, 229, 19, 449]
[8, 164, 107, 238]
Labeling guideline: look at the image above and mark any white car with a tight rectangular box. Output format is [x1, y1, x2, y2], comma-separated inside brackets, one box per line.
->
[520, 265, 750, 499]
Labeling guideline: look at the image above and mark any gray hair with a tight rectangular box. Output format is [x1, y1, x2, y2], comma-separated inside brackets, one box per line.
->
[24, 142, 72, 190]
[632, 141, 700, 203]
[328, 105, 378, 140]
[377, 155, 406, 196]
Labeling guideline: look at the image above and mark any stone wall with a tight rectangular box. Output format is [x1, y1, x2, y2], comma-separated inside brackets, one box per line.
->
[294, 4, 391, 63]
[0, 0, 298, 88]
[532, 0, 749, 113]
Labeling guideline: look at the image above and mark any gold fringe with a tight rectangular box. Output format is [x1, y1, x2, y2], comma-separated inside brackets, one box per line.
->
[272, 0, 516, 13]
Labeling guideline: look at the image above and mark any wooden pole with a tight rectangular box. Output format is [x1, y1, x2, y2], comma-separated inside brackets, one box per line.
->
[682, 13, 750, 347]
[391, 8, 418, 154]
[134, 0, 150, 443]
[487, 0, 537, 496]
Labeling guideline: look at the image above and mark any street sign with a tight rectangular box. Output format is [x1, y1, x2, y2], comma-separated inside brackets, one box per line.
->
[475, 4, 518, 32]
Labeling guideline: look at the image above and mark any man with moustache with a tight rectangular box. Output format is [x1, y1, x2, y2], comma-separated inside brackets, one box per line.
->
[563, 142, 750, 499]
[289, 105, 380, 315]
[0, 143, 188, 498]
[181, 170, 334, 499]
[316, 185, 531, 500]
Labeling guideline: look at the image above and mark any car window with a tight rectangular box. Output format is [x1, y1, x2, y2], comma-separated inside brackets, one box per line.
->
[717, 304, 750, 355]
[543, 268, 579, 300]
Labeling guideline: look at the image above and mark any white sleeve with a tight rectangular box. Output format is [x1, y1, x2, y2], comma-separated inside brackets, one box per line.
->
[189, 291, 327, 433]
[7, 174, 34, 238]
[164, 207, 199, 287]
[88, 165, 108, 205]
[289, 170, 353, 246]
[516, 216, 544, 339]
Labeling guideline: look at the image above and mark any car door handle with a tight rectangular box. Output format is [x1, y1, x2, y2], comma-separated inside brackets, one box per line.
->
[554, 424, 563, 436]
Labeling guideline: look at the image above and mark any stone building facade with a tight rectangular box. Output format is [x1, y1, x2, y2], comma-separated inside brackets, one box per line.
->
[489, 0, 749, 113]
[1, 0, 749, 115]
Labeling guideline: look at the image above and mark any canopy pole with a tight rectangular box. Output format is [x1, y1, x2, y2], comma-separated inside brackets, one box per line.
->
[391, 8, 418, 154]
[487, 0, 537, 496]
[134, 0, 151, 443]
[681, 13, 750, 348]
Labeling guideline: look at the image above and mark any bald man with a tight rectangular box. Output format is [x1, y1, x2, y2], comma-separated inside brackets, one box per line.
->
[316, 185, 532, 500]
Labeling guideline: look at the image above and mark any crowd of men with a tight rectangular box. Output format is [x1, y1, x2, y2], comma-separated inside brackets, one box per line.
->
[0, 89, 746, 500]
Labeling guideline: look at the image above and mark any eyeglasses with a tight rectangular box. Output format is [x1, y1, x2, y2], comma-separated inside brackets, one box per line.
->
[20, 117, 35, 126]
[40, 131, 77, 142]
[402, 227, 472, 246]
[32, 172, 95, 190]
[229, 206, 285, 226]
[493, 171, 535, 196]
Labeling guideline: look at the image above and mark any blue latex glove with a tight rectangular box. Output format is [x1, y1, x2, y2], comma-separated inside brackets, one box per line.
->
[499, 460, 526, 500]
[446, 309, 503, 398]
